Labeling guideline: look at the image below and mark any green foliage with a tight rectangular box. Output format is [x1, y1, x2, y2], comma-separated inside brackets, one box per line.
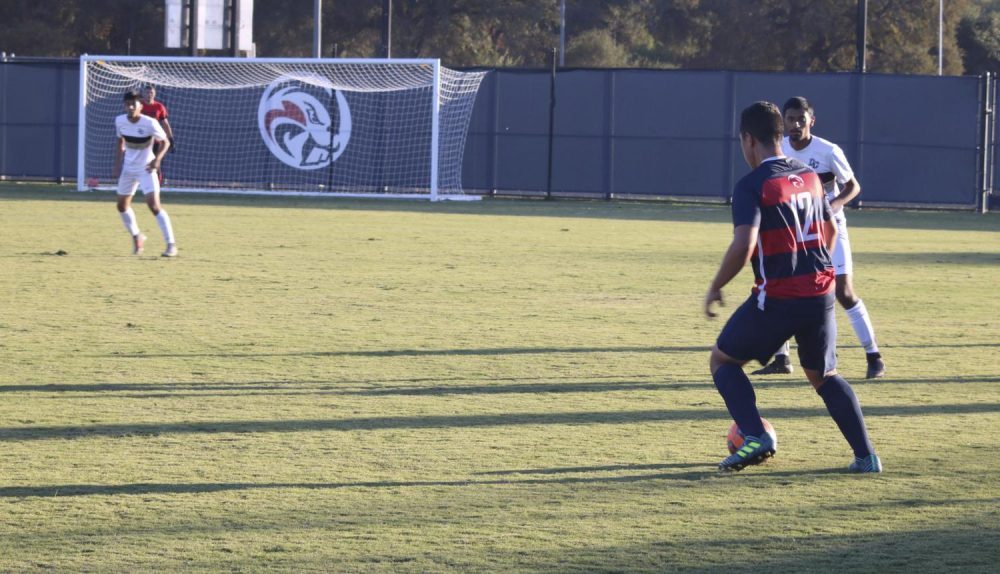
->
[0, 185, 998, 571]
[0, 0, 992, 74]
[566, 29, 634, 68]
[959, 4, 1000, 73]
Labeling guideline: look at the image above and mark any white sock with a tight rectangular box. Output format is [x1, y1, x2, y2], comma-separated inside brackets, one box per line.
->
[119, 208, 140, 236]
[846, 299, 879, 354]
[776, 341, 791, 359]
[155, 210, 175, 245]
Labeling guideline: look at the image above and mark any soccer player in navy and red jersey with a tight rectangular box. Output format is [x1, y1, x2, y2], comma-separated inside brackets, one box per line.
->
[704, 101, 881, 473]
[141, 85, 175, 185]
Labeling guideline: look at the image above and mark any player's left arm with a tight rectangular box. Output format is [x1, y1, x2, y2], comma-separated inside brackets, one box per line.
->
[828, 145, 860, 212]
[160, 117, 174, 141]
[148, 122, 170, 172]
[831, 177, 860, 212]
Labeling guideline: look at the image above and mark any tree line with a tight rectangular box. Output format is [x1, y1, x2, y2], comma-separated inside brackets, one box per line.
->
[1, 0, 998, 75]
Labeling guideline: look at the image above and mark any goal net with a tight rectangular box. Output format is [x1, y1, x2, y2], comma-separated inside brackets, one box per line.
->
[79, 56, 486, 200]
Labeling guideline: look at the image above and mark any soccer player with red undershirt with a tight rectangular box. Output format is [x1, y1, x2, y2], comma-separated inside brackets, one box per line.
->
[141, 85, 175, 185]
[704, 101, 881, 473]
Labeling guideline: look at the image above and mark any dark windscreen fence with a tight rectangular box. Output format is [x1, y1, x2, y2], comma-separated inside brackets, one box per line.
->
[464, 68, 994, 210]
[0, 58, 78, 181]
[1, 57, 996, 211]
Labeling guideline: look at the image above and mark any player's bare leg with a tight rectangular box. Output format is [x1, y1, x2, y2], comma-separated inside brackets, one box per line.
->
[117, 194, 145, 254]
[145, 191, 177, 257]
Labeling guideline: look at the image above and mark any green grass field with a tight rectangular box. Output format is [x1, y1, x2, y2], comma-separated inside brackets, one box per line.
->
[1, 184, 998, 573]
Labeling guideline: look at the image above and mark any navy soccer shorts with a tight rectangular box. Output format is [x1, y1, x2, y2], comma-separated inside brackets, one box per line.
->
[716, 292, 838, 373]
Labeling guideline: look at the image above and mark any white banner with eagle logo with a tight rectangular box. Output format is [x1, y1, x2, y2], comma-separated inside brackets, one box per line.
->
[257, 76, 352, 170]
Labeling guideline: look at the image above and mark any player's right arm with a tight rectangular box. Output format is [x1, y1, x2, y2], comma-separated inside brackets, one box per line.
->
[112, 136, 125, 180]
[705, 223, 757, 318]
[705, 179, 760, 318]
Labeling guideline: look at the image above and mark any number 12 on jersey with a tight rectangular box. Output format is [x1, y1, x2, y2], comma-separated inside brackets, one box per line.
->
[789, 191, 821, 244]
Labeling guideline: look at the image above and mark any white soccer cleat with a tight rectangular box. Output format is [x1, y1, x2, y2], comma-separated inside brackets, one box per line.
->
[161, 243, 178, 258]
[132, 233, 146, 255]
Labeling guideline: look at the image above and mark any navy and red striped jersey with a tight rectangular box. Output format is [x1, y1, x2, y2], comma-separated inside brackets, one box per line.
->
[732, 157, 835, 307]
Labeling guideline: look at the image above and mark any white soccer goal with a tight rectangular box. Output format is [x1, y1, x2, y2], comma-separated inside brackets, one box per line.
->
[79, 56, 486, 200]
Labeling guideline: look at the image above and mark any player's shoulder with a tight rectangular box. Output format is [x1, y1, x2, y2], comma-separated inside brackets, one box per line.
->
[780, 156, 809, 172]
[809, 134, 843, 155]
[137, 114, 160, 128]
[735, 159, 782, 191]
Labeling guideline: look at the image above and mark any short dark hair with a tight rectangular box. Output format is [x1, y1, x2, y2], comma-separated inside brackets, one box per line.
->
[123, 89, 141, 101]
[782, 96, 814, 115]
[739, 101, 783, 144]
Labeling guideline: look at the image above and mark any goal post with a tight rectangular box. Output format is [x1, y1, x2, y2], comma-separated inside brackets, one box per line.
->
[78, 55, 486, 200]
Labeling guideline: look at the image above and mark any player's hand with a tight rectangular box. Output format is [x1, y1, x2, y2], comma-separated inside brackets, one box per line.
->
[147, 160, 160, 173]
[168, 137, 176, 153]
[704, 288, 723, 319]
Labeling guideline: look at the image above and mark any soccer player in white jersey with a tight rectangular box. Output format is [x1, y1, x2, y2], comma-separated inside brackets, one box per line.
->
[113, 89, 177, 257]
[752, 96, 886, 379]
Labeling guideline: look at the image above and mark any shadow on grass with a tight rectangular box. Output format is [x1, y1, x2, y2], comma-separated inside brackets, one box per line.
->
[95, 345, 712, 359]
[2, 374, 996, 398]
[858, 251, 1000, 267]
[531, 524, 1000, 573]
[6, 187, 999, 232]
[1, 403, 997, 441]
[89, 341, 1000, 361]
[0, 465, 859, 498]
[0, 186, 731, 225]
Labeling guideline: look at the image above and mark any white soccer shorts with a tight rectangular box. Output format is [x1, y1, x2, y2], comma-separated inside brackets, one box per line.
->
[831, 210, 853, 276]
[117, 167, 160, 196]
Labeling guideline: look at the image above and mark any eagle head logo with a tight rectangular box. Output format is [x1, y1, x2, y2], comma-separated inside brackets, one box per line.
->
[258, 76, 352, 170]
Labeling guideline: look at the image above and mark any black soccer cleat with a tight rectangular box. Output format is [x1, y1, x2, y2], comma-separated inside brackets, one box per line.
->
[866, 353, 885, 379]
[752, 358, 793, 376]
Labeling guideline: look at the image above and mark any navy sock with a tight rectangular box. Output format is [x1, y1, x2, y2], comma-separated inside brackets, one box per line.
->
[713, 363, 765, 437]
[817, 374, 874, 458]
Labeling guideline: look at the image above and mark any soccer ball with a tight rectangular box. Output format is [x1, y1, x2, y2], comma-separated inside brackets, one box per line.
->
[726, 418, 777, 454]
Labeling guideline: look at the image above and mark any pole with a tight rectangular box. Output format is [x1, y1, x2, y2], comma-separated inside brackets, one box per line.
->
[856, 0, 867, 73]
[189, 0, 198, 57]
[382, 0, 392, 58]
[230, 0, 240, 57]
[938, 0, 944, 75]
[559, 0, 566, 67]
[546, 48, 556, 200]
[314, 0, 321, 58]
[982, 72, 996, 213]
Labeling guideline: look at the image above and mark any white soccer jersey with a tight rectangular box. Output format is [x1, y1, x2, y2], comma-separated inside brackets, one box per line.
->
[115, 113, 166, 172]
[781, 135, 854, 202]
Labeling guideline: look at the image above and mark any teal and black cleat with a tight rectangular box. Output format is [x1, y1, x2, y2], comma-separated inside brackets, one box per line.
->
[718, 433, 776, 472]
[848, 454, 883, 473]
